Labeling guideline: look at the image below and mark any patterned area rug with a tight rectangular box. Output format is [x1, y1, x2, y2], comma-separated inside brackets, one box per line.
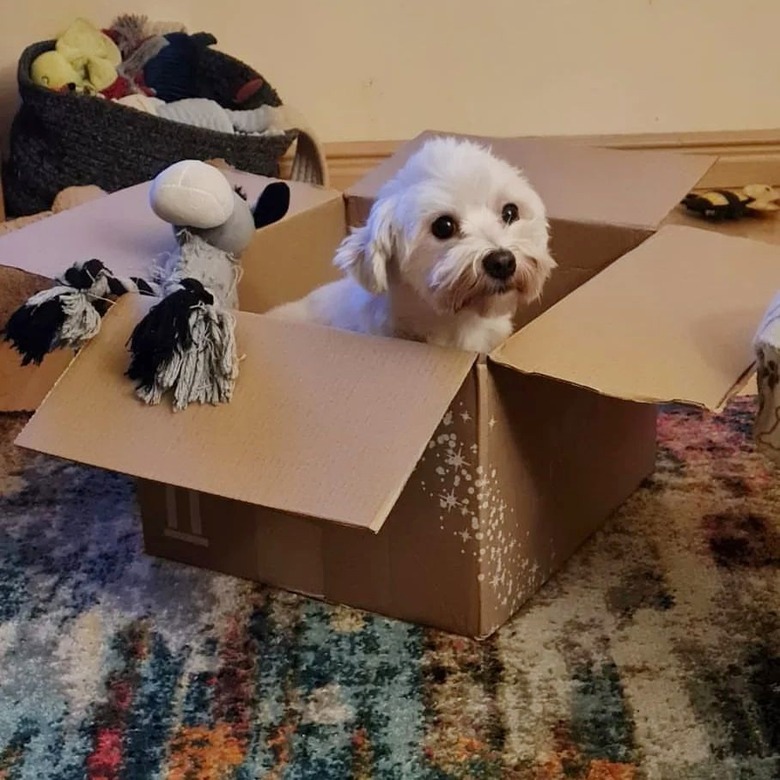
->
[0, 399, 778, 780]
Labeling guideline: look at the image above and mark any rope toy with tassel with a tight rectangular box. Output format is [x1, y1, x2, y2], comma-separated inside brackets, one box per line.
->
[3, 258, 158, 365]
[128, 160, 290, 409]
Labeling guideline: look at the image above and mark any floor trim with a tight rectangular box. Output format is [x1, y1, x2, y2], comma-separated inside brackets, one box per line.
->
[287, 129, 780, 192]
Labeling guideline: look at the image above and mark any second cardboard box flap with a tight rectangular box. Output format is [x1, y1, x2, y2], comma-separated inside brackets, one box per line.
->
[16, 296, 475, 532]
[490, 225, 780, 410]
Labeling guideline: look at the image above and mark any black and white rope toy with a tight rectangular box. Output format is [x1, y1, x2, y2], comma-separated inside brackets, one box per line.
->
[3, 160, 290, 410]
[4, 258, 159, 366]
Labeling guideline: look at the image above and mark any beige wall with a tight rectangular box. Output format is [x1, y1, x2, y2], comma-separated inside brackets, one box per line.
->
[2, 1, 779, 145]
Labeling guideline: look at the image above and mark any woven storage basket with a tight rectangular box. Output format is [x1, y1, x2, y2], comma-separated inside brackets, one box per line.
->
[3, 38, 328, 217]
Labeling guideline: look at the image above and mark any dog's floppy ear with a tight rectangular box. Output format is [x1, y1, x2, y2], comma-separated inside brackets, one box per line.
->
[334, 197, 397, 294]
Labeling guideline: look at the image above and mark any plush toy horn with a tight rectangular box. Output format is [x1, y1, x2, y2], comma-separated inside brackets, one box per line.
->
[125, 160, 290, 410]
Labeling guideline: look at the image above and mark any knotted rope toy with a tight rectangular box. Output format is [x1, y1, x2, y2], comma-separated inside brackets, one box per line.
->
[3, 160, 290, 410]
[4, 258, 159, 365]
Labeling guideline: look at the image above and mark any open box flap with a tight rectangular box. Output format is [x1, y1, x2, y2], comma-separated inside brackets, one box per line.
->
[0, 172, 340, 282]
[347, 130, 716, 230]
[489, 225, 780, 411]
[16, 296, 476, 532]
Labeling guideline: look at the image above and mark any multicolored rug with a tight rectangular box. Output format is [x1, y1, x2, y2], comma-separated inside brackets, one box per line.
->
[0, 398, 778, 779]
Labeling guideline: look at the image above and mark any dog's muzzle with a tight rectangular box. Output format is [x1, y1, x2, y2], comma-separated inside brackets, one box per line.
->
[482, 249, 516, 281]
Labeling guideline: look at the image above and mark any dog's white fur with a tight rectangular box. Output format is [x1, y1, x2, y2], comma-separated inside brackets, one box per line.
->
[267, 136, 555, 353]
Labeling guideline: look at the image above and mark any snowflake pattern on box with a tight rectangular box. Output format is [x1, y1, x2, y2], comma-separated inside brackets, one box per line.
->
[416, 396, 546, 616]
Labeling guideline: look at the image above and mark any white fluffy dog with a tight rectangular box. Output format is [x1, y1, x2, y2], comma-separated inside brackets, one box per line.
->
[267, 136, 555, 353]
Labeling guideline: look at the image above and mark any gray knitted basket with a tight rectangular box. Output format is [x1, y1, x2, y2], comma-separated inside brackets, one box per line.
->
[3, 38, 327, 217]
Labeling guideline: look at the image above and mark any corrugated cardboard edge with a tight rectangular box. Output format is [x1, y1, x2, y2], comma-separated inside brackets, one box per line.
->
[474, 358, 495, 638]
[484, 363, 749, 416]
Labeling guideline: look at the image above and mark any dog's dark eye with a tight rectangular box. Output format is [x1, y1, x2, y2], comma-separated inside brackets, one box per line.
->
[501, 203, 519, 225]
[431, 215, 458, 240]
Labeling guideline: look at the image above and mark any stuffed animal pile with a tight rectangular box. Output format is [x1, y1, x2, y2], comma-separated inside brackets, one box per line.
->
[30, 15, 288, 137]
[3, 160, 290, 411]
[31, 16, 188, 99]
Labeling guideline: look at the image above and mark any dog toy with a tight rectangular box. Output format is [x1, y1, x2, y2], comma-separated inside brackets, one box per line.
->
[31, 18, 123, 94]
[106, 14, 186, 59]
[3, 259, 157, 365]
[113, 95, 287, 137]
[742, 184, 780, 212]
[55, 17, 122, 68]
[126, 161, 289, 408]
[2, 160, 290, 410]
[141, 31, 218, 102]
[30, 51, 89, 93]
[102, 15, 208, 100]
[681, 185, 780, 221]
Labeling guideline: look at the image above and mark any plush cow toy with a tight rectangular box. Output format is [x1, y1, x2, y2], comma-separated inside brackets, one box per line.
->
[3, 160, 290, 410]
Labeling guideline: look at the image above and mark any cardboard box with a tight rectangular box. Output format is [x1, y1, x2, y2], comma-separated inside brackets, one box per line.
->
[6, 132, 780, 638]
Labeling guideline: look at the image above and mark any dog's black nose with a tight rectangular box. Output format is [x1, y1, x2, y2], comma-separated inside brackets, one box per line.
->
[482, 250, 516, 281]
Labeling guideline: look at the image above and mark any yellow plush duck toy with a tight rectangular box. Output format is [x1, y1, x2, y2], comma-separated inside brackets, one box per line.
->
[30, 18, 121, 93]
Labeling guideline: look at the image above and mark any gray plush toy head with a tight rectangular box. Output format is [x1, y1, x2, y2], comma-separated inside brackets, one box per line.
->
[187, 188, 256, 256]
[183, 184, 290, 256]
[150, 160, 291, 258]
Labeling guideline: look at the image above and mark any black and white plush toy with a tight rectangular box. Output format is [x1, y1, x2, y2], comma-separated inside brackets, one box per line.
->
[3, 160, 290, 410]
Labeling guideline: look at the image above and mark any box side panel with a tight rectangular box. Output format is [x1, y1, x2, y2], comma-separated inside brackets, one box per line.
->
[0, 265, 74, 411]
[515, 220, 651, 330]
[137, 370, 484, 637]
[138, 481, 326, 597]
[0, 343, 72, 413]
[548, 219, 650, 273]
[476, 365, 658, 637]
[321, 368, 482, 636]
[139, 481, 259, 580]
[345, 194, 373, 230]
[238, 196, 347, 314]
